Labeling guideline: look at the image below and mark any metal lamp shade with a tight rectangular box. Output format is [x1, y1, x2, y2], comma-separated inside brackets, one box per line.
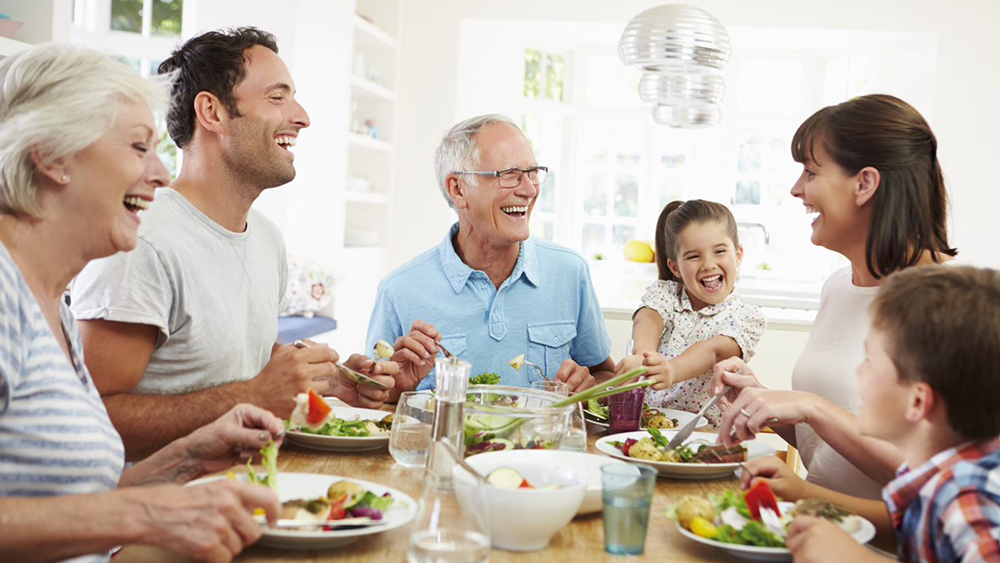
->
[619, 4, 732, 128]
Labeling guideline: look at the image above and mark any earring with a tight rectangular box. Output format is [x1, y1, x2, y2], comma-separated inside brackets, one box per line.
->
[61, 174, 69, 183]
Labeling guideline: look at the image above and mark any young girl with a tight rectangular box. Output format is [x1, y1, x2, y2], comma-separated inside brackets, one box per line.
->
[616, 199, 766, 427]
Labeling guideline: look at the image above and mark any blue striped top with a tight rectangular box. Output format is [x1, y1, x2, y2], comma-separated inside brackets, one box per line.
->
[0, 241, 124, 562]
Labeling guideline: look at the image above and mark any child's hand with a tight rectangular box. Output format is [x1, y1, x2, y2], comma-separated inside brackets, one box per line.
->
[787, 516, 869, 563]
[641, 352, 676, 390]
[614, 354, 645, 378]
[738, 456, 810, 501]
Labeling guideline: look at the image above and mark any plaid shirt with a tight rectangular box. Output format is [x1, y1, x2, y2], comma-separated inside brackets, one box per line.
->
[883, 438, 1000, 563]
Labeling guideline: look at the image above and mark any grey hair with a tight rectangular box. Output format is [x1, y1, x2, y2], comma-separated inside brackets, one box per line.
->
[434, 113, 520, 209]
[0, 43, 171, 218]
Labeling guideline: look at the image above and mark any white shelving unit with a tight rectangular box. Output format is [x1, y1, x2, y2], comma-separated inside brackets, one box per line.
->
[344, 0, 400, 263]
[0, 35, 31, 57]
[0, 0, 71, 58]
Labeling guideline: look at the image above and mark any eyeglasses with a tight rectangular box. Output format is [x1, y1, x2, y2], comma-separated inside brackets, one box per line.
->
[454, 166, 548, 188]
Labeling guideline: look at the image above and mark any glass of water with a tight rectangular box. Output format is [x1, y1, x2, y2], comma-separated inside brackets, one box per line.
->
[530, 381, 587, 452]
[389, 391, 435, 468]
[601, 463, 656, 555]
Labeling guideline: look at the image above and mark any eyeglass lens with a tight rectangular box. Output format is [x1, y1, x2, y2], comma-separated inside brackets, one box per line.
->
[498, 167, 546, 187]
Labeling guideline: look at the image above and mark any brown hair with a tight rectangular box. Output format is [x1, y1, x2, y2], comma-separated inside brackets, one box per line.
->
[870, 265, 1000, 439]
[655, 199, 739, 282]
[791, 94, 957, 280]
[158, 27, 279, 149]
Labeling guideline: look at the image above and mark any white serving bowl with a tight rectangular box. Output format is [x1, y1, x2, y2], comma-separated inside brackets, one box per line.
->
[454, 460, 586, 552]
[466, 449, 628, 515]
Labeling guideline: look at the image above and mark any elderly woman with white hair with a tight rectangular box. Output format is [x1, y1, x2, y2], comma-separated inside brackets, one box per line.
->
[0, 44, 283, 563]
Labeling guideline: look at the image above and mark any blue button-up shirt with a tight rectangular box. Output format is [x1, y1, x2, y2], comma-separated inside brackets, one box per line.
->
[365, 223, 612, 390]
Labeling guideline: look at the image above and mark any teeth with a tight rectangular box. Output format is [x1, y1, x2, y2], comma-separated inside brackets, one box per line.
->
[123, 196, 150, 211]
[501, 206, 528, 214]
[701, 274, 722, 283]
[276, 136, 297, 147]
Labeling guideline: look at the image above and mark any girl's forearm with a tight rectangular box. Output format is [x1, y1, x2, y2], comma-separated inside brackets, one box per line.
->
[669, 336, 742, 384]
[0, 492, 148, 563]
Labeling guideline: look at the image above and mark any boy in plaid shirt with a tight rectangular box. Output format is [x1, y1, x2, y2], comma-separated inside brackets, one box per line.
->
[786, 265, 1000, 562]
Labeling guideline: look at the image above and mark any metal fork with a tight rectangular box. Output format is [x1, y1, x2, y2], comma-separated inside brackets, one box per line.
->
[758, 506, 785, 538]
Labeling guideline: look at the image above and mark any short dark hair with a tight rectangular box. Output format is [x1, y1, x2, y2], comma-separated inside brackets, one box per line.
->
[792, 94, 957, 280]
[871, 265, 1000, 440]
[157, 27, 278, 148]
[654, 199, 739, 283]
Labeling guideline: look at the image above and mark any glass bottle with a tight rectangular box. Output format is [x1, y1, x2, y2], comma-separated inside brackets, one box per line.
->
[407, 357, 491, 563]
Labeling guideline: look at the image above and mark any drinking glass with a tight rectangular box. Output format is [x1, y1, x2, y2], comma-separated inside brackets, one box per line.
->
[530, 381, 587, 452]
[601, 464, 656, 555]
[389, 391, 435, 468]
[607, 389, 644, 434]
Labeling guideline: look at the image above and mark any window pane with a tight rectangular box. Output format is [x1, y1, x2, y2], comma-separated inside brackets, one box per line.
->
[734, 179, 761, 205]
[524, 49, 543, 100]
[157, 128, 178, 179]
[111, 0, 143, 33]
[658, 177, 683, 210]
[521, 114, 562, 214]
[545, 53, 566, 102]
[151, 0, 183, 37]
[581, 224, 606, 260]
[148, 59, 163, 76]
[534, 219, 554, 242]
[111, 55, 141, 73]
[612, 224, 636, 245]
[614, 174, 638, 217]
[583, 173, 607, 216]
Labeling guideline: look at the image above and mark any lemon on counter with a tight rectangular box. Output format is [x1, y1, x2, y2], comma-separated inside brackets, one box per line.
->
[624, 240, 655, 263]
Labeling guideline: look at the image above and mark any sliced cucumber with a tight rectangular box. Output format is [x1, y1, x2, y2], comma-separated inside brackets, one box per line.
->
[491, 438, 515, 450]
[486, 467, 526, 489]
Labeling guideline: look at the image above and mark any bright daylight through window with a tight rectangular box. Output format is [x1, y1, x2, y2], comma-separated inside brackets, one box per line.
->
[455, 23, 936, 309]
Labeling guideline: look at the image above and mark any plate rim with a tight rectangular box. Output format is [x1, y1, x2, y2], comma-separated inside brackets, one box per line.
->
[190, 472, 416, 541]
[285, 404, 391, 445]
[594, 430, 776, 473]
[674, 501, 876, 557]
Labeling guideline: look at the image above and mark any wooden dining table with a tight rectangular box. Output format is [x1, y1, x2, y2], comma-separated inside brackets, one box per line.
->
[115, 428, 755, 563]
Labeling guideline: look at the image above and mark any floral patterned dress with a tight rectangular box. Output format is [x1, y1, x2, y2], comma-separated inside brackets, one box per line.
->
[639, 280, 766, 427]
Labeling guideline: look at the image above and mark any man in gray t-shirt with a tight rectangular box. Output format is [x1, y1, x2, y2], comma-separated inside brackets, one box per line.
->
[70, 28, 396, 460]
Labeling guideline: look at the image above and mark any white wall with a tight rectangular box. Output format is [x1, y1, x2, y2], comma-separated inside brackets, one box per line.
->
[392, 0, 1000, 271]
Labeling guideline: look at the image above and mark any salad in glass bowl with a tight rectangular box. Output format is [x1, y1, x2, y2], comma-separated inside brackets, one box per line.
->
[463, 385, 575, 456]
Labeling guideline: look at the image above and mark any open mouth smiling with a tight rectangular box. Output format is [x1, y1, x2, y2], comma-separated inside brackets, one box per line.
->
[123, 195, 151, 214]
[700, 274, 724, 292]
[501, 205, 528, 218]
[276, 135, 297, 151]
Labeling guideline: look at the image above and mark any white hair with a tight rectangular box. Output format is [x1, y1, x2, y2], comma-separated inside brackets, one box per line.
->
[433, 113, 521, 209]
[0, 43, 171, 217]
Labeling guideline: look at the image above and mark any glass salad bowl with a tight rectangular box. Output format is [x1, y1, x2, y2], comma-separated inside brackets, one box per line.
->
[463, 385, 575, 456]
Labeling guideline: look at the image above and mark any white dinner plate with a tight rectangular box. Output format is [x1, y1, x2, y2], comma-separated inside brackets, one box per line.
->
[465, 449, 629, 515]
[190, 472, 416, 550]
[585, 407, 708, 432]
[675, 501, 876, 561]
[595, 430, 776, 479]
[285, 404, 391, 452]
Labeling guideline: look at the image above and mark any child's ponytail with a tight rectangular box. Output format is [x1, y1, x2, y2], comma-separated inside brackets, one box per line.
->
[655, 200, 685, 282]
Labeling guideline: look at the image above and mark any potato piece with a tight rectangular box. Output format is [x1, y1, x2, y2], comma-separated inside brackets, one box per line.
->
[628, 438, 663, 461]
[675, 495, 715, 530]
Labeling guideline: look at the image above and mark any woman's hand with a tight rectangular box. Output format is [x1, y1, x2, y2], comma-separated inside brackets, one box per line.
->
[175, 404, 285, 481]
[718, 388, 819, 446]
[131, 480, 279, 563]
[709, 357, 765, 408]
[739, 456, 811, 501]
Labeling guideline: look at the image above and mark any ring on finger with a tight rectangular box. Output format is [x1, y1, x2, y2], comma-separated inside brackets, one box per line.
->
[739, 408, 752, 418]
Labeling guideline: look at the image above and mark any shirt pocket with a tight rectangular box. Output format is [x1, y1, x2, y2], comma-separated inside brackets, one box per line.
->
[526, 321, 577, 380]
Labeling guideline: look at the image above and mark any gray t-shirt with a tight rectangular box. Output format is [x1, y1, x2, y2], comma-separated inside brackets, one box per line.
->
[70, 188, 287, 395]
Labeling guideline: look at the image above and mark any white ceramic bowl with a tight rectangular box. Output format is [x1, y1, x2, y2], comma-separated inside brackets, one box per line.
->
[465, 449, 628, 515]
[454, 460, 586, 552]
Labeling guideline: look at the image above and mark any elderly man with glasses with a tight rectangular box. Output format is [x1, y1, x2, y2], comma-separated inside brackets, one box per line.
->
[366, 114, 616, 399]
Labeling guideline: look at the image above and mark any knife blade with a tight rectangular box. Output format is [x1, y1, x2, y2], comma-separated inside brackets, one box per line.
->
[665, 385, 731, 451]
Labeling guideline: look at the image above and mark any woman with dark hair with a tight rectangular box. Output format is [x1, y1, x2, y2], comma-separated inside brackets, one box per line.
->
[709, 94, 955, 509]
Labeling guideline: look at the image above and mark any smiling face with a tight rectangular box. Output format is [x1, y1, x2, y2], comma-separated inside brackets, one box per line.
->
[666, 220, 743, 310]
[790, 138, 870, 255]
[224, 45, 310, 190]
[856, 327, 916, 441]
[63, 97, 169, 257]
[455, 123, 539, 248]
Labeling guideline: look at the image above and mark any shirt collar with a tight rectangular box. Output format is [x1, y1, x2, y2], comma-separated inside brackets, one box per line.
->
[884, 438, 1000, 524]
[438, 222, 539, 293]
[672, 282, 740, 316]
